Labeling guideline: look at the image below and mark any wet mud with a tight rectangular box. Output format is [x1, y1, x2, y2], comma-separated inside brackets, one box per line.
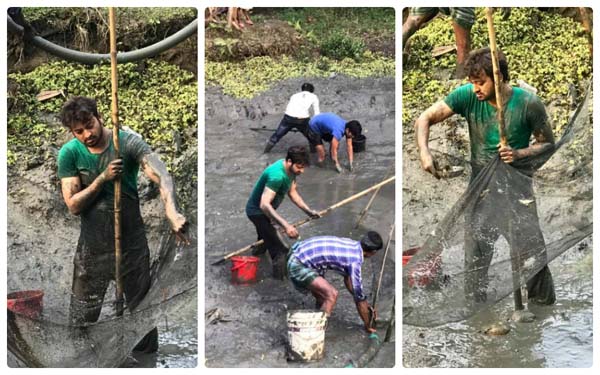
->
[205, 76, 395, 367]
[402, 117, 593, 367]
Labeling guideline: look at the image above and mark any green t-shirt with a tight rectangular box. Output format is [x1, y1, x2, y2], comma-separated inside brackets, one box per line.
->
[246, 159, 294, 216]
[57, 130, 152, 205]
[444, 84, 549, 169]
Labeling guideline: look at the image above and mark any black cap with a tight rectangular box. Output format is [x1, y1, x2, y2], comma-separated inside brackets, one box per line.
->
[361, 231, 383, 252]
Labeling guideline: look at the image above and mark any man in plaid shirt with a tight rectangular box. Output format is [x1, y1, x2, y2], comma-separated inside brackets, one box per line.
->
[287, 231, 383, 333]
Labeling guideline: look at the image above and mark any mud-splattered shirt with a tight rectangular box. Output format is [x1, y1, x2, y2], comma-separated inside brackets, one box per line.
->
[246, 159, 294, 217]
[57, 129, 151, 204]
[444, 84, 549, 171]
[291, 236, 367, 302]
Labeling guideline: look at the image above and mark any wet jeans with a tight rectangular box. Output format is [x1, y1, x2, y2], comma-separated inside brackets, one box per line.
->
[268, 115, 310, 145]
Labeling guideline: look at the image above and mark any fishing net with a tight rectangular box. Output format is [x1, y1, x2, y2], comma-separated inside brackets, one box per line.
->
[403, 86, 592, 327]
[7, 153, 198, 367]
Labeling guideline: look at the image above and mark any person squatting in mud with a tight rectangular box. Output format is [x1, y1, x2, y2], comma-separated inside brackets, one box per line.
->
[246, 146, 320, 279]
[287, 232, 383, 333]
[263, 82, 320, 153]
[414, 47, 556, 312]
[57, 96, 189, 352]
[307, 112, 362, 173]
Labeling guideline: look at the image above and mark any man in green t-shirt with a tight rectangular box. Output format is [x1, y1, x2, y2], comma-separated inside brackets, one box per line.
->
[57, 96, 189, 352]
[246, 146, 319, 279]
[413, 48, 556, 314]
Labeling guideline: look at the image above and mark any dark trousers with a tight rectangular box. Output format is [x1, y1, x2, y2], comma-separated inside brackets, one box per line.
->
[464, 167, 555, 305]
[248, 214, 288, 259]
[268, 115, 310, 145]
[69, 199, 158, 352]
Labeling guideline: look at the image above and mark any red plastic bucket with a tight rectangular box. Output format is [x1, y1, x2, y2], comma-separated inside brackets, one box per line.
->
[231, 256, 260, 285]
[7, 290, 44, 319]
[402, 247, 441, 287]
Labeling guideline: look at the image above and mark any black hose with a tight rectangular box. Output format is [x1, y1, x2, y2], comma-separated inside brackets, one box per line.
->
[7, 15, 197, 65]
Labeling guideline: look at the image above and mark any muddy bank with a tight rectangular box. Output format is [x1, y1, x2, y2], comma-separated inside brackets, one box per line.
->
[205, 76, 395, 367]
[8, 7, 198, 74]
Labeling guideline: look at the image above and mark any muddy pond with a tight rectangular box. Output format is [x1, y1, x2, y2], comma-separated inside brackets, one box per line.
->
[205, 76, 396, 367]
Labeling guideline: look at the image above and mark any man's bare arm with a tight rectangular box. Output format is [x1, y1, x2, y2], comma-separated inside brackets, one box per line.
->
[288, 181, 318, 217]
[61, 175, 105, 215]
[60, 158, 124, 215]
[330, 137, 340, 166]
[519, 125, 556, 158]
[141, 153, 188, 243]
[415, 100, 455, 177]
[346, 137, 354, 170]
[499, 122, 556, 163]
[415, 100, 455, 152]
[260, 187, 298, 238]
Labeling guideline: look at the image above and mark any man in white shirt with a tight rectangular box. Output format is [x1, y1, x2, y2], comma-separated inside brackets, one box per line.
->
[264, 83, 320, 153]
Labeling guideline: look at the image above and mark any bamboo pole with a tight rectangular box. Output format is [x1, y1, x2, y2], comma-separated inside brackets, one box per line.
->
[369, 222, 395, 328]
[354, 162, 394, 229]
[486, 8, 523, 311]
[485, 7, 507, 146]
[108, 7, 124, 317]
[212, 176, 396, 265]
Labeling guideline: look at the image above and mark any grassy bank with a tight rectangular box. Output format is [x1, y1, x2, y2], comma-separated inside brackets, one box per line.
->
[403, 8, 592, 135]
[205, 7, 395, 99]
[8, 60, 197, 169]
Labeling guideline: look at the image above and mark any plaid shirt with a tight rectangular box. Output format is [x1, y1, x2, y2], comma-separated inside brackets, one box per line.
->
[291, 236, 366, 301]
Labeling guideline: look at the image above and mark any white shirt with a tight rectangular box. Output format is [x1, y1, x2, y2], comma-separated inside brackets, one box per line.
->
[284, 91, 320, 119]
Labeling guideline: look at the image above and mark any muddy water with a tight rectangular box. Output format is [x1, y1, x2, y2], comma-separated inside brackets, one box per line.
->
[402, 242, 592, 367]
[205, 76, 395, 367]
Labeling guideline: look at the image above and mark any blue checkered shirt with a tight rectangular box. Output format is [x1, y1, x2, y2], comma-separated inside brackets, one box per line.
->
[291, 236, 366, 301]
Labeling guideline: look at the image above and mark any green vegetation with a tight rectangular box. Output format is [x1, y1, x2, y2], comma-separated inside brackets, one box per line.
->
[206, 8, 395, 98]
[8, 60, 197, 169]
[272, 7, 395, 42]
[320, 32, 365, 60]
[403, 8, 592, 135]
[206, 53, 394, 98]
[22, 7, 196, 26]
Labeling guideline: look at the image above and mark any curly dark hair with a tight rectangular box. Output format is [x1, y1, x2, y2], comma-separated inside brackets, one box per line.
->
[286, 146, 309, 166]
[60, 96, 100, 129]
[465, 47, 510, 83]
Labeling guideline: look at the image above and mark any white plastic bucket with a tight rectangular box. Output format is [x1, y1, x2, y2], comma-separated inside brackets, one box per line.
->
[287, 309, 327, 362]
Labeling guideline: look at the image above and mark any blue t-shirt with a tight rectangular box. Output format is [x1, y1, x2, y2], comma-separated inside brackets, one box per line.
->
[309, 112, 347, 141]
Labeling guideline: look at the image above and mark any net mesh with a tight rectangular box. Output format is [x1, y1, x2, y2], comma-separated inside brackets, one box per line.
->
[403, 86, 592, 327]
[7, 154, 197, 367]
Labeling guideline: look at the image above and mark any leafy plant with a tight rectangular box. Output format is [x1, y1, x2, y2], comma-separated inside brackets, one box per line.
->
[320, 32, 365, 61]
[8, 59, 197, 171]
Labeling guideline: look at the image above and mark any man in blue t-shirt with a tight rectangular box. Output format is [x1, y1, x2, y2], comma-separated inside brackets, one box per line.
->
[307, 112, 362, 173]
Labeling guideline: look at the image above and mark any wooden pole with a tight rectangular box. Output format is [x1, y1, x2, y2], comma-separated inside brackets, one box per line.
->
[485, 7, 507, 146]
[212, 176, 396, 265]
[108, 7, 124, 317]
[486, 8, 523, 311]
[369, 222, 395, 328]
[354, 162, 394, 229]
